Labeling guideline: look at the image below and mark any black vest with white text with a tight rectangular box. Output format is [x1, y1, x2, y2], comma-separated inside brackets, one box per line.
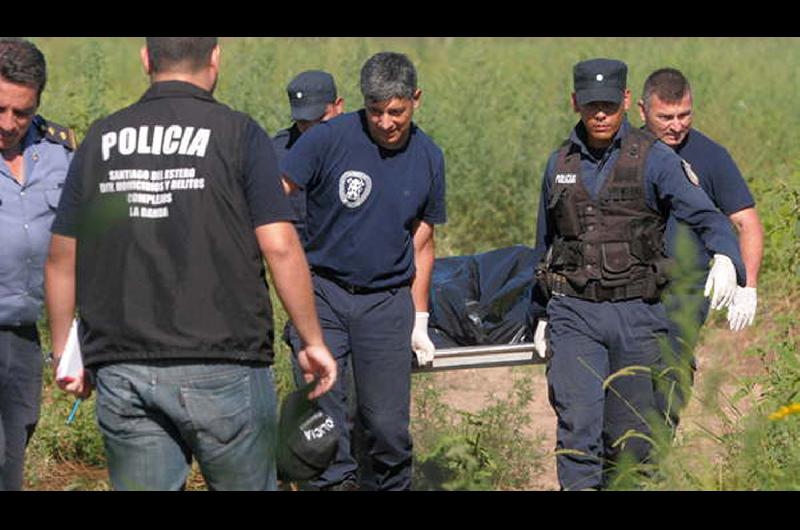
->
[74, 81, 275, 366]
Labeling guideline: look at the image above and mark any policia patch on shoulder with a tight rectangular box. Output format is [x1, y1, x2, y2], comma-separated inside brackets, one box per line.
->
[681, 159, 700, 187]
[37, 118, 78, 151]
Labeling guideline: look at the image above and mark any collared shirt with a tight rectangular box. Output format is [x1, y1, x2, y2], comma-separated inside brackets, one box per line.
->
[535, 118, 745, 284]
[0, 118, 73, 325]
[665, 128, 755, 277]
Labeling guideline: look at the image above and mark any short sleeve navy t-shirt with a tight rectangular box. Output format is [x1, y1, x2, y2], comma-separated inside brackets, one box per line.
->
[281, 110, 447, 290]
[665, 128, 754, 273]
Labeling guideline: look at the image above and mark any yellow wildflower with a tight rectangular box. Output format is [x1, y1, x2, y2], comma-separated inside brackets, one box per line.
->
[768, 403, 800, 421]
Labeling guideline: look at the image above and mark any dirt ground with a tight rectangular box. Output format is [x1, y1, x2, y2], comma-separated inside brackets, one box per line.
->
[423, 316, 767, 491]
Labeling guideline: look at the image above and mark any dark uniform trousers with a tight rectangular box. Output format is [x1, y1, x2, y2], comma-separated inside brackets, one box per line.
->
[286, 274, 415, 491]
[546, 295, 668, 490]
[657, 289, 710, 432]
[0, 325, 43, 491]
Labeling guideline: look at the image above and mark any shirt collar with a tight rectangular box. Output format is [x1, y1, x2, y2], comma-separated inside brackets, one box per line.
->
[139, 80, 216, 104]
[19, 115, 47, 152]
[569, 117, 630, 159]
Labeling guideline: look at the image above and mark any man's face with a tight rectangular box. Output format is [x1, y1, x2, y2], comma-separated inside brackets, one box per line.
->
[639, 92, 693, 147]
[572, 89, 631, 149]
[0, 77, 38, 154]
[364, 90, 420, 150]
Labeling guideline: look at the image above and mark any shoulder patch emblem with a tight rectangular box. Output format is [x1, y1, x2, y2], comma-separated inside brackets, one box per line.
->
[39, 119, 78, 151]
[681, 159, 700, 187]
[339, 171, 372, 208]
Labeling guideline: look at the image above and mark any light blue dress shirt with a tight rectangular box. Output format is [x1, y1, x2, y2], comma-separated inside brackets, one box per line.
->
[0, 117, 73, 326]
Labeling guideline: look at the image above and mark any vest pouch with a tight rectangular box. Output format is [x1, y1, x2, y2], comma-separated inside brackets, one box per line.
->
[549, 188, 582, 239]
[641, 273, 659, 302]
[550, 241, 581, 270]
[641, 259, 673, 302]
[600, 242, 633, 280]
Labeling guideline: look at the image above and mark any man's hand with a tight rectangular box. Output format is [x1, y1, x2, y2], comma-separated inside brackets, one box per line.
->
[727, 286, 757, 331]
[296, 344, 337, 400]
[53, 362, 93, 399]
[411, 312, 435, 367]
[534, 319, 551, 360]
[704, 254, 737, 310]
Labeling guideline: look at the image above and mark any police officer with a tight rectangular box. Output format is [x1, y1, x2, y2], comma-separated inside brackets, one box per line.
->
[532, 58, 745, 490]
[273, 70, 366, 485]
[281, 51, 446, 491]
[0, 38, 74, 491]
[45, 37, 336, 491]
[638, 67, 764, 430]
[272, 70, 344, 242]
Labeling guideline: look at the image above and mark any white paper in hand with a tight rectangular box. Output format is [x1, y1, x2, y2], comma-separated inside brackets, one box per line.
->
[56, 319, 83, 383]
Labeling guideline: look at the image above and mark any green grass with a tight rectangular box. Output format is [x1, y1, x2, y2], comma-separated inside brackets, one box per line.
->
[21, 36, 800, 490]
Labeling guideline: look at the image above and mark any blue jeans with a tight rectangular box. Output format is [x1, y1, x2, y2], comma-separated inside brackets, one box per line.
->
[0, 325, 43, 491]
[95, 360, 278, 491]
[286, 275, 415, 490]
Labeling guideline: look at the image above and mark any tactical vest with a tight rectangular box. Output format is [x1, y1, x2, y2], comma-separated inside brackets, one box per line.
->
[541, 128, 671, 302]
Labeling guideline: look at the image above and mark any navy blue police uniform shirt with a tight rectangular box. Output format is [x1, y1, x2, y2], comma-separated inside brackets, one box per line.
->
[664, 128, 755, 278]
[531, 119, 745, 317]
[272, 123, 302, 163]
[281, 110, 447, 290]
[272, 123, 308, 241]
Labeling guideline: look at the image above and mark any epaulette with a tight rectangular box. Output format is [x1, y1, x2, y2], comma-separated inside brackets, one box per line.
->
[36, 117, 78, 151]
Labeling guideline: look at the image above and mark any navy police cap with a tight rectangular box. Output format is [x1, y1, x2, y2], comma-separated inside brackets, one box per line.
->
[573, 58, 627, 106]
[286, 70, 337, 122]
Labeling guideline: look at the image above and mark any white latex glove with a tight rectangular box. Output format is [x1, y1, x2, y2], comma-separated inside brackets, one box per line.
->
[411, 312, 435, 366]
[704, 254, 737, 310]
[727, 286, 757, 331]
[534, 319, 550, 360]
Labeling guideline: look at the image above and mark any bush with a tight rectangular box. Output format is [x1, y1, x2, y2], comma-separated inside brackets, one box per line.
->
[412, 369, 548, 490]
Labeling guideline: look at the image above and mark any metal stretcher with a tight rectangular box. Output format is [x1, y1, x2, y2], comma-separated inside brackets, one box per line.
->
[412, 342, 543, 373]
[410, 245, 547, 373]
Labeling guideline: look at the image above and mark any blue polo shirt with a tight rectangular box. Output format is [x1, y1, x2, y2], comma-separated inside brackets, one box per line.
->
[0, 117, 73, 326]
[281, 110, 447, 290]
[535, 119, 745, 285]
[664, 128, 754, 278]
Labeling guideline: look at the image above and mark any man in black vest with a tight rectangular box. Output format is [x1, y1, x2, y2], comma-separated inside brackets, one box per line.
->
[531, 58, 745, 490]
[45, 37, 336, 491]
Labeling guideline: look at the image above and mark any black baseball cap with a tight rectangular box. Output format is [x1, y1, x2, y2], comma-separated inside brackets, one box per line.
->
[573, 58, 627, 106]
[276, 379, 340, 482]
[286, 70, 337, 122]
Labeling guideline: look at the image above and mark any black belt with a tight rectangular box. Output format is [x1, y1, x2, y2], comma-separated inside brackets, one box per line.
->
[312, 270, 407, 295]
[550, 275, 648, 302]
[0, 323, 39, 340]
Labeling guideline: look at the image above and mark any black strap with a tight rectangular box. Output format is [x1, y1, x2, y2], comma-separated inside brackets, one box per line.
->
[312, 270, 406, 295]
[548, 274, 649, 302]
